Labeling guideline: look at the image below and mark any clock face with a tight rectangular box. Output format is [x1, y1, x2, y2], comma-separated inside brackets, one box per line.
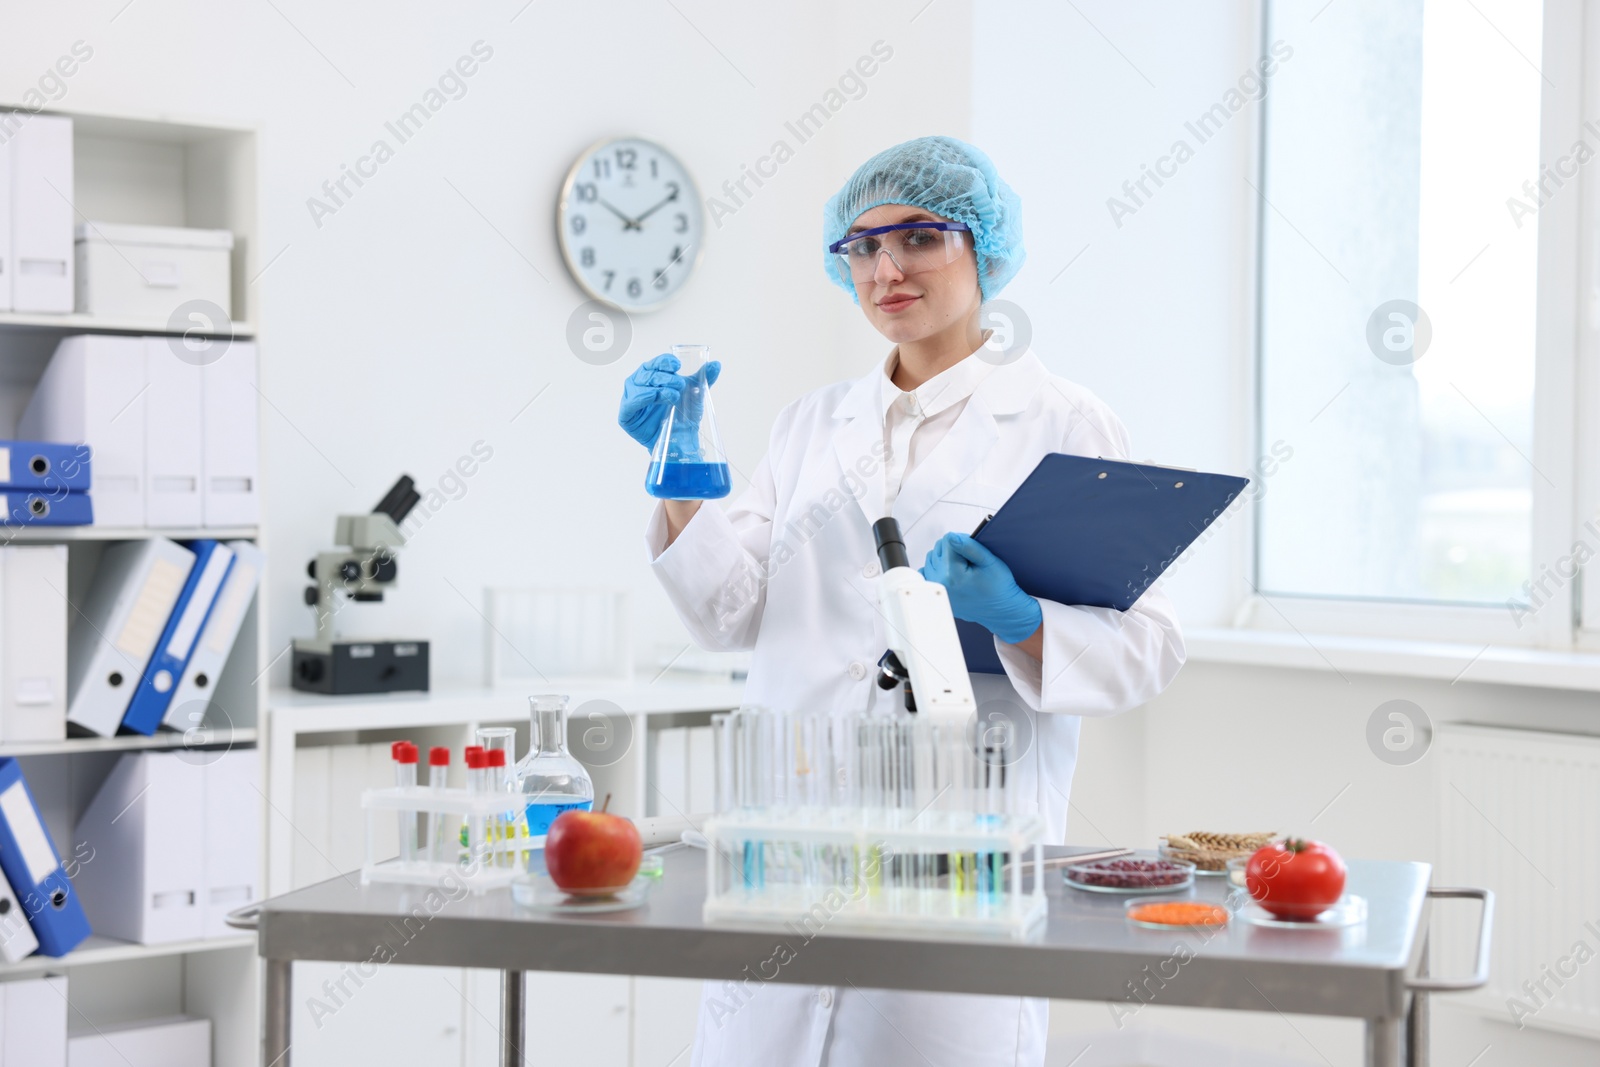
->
[557, 137, 704, 312]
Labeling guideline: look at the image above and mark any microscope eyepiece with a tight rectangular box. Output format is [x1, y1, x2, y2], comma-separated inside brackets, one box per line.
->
[872, 517, 910, 572]
[373, 475, 421, 525]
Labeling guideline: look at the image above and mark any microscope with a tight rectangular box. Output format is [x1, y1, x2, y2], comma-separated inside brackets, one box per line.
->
[290, 475, 431, 695]
[872, 517, 977, 718]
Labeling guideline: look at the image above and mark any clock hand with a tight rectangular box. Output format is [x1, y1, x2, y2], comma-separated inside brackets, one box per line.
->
[598, 198, 642, 230]
[632, 186, 681, 226]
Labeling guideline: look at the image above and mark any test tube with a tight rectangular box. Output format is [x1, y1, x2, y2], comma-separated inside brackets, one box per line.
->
[427, 747, 450, 864]
[486, 749, 509, 866]
[476, 726, 517, 853]
[464, 745, 486, 862]
[711, 713, 733, 814]
[475, 727, 515, 770]
[391, 741, 419, 864]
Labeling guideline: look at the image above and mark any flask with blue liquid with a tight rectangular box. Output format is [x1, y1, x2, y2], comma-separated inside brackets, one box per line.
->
[514, 695, 595, 837]
[646, 343, 731, 500]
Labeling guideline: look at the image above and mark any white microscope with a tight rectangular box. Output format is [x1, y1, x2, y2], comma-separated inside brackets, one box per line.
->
[871, 517, 977, 718]
[290, 475, 430, 695]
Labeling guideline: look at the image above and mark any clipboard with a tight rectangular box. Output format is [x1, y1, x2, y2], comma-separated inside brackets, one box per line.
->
[958, 454, 1249, 673]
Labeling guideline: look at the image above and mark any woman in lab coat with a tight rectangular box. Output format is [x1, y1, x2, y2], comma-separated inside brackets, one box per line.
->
[618, 136, 1185, 1067]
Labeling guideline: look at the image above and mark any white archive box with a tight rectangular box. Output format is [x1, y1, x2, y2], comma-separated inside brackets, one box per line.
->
[199, 338, 259, 527]
[19, 335, 261, 528]
[5, 113, 74, 314]
[145, 335, 203, 527]
[1, 974, 69, 1067]
[0, 545, 68, 743]
[145, 334, 260, 528]
[200, 745, 259, 937]
[72, 751, 205, 943]
[75, 221, 232, 323]
[19, 335, 147, 527]
[68, 1015, 210, 1067]
[73, 748, 260, 943]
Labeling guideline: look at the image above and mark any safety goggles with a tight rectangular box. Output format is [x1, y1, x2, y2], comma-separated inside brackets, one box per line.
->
[828, 221, 972, 282]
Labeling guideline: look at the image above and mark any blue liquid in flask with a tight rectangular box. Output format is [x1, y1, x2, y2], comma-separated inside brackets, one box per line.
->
[524, 798, 593, 837]
[646, 460, 732, 500]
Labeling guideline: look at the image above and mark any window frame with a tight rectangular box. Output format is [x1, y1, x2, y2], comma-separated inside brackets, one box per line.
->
[1243, 0, 1587, 652]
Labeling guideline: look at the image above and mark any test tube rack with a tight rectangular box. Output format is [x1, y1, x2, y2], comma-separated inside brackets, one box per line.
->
[361, 786, 531, 893]
[702, 708, 1048, 941]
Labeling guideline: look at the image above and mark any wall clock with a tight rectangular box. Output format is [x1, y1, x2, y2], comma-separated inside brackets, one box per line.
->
[556, 137, 704, 312]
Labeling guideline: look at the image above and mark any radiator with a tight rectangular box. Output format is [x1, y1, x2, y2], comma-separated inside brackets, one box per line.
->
[1436, 723, 1600, 1037]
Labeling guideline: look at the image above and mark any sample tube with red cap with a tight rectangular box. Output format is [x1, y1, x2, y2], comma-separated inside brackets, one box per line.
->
[427, 747, 450, 863]
[391, 741, 419, 863]
[464, 745, 487, 861]
[485, 749, 509, 866]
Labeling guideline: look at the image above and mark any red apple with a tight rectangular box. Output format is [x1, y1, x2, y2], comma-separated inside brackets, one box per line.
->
[545, 800, 641, 895]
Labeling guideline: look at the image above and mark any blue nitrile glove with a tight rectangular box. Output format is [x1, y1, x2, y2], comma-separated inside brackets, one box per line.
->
[618, 354, 722, 451]
[919, 532, 1043, 645]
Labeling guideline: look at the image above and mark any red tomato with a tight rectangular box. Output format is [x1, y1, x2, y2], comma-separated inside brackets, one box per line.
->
[1244, 838, 1346, 919]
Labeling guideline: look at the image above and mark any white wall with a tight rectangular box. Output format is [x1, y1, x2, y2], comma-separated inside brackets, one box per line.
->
[974, 0, 1260, 629]
[1, 0, 974, 685]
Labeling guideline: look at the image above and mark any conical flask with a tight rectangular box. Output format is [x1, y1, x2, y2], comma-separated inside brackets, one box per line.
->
[513, 695, 594, 837]
[645, 343, 731, 500]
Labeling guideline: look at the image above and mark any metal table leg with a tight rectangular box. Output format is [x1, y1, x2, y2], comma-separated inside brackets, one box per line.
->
[1367, 1016, 1403, 1067]
[501, 969, 526, 1067]
[264, 958, 292, 1067]
[1408, 933, 1430, 1067]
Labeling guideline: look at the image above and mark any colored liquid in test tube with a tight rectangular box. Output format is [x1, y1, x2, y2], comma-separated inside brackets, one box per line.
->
[391, 741, 419, 864]
[427, 747, 450, 863]
[476, 726, 518, 861]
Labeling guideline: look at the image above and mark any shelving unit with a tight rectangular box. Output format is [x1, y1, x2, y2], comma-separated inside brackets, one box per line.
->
[0, 102, 264, 1067]
[0, 525, 258, 542]
[0, 934, 254, 980]
[0, 727, 256, 758]
[0, 311, 252, 337]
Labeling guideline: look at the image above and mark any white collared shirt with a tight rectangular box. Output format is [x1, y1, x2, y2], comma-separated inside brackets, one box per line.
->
[877, 344, 998, 516]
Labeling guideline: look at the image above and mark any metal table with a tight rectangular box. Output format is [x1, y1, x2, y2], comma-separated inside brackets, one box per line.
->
[244, 851, 1491, 1067]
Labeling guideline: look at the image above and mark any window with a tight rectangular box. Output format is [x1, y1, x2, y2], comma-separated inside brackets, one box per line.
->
[1255, 0, 1544, 611]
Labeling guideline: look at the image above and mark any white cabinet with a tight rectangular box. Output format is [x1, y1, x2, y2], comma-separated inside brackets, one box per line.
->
[457, 969, 630, 1067]
[632, 978, 703, 1067]
[290, 962, 463, 1067]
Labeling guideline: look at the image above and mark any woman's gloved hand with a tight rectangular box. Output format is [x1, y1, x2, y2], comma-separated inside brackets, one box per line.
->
[919, 532, 1042, 645]
[618, 354, 722, 450]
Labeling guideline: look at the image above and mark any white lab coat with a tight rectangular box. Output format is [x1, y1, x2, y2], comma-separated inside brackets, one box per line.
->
[645, 348, 1185, 1067]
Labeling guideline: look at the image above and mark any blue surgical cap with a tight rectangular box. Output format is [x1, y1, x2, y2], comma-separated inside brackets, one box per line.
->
[822, 135, 1025, 304]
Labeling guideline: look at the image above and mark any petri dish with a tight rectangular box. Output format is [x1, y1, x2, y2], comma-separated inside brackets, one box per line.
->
[511, 870, 651, 913]
[1125, 897, 1231, 930]
[1064, 856, 1195, 894]
[1159, 841, 1233, 876]
[1240, 895, 1367, 930]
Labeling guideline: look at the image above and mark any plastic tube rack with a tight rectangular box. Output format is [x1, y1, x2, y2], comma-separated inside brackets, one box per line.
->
[361, 787, 528, 892]
[702, 708, 1048, 940]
